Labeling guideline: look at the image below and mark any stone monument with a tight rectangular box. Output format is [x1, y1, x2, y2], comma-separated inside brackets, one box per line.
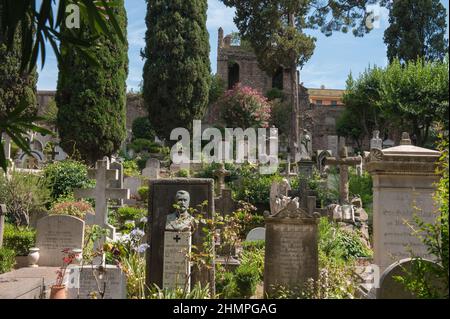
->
[36, 215, 85, 267]
[146, 179, 215, 295]
[264, 199, 320, 297]
[366, 133, 441, 271]
[0, 204, 6, 248]
[142, 158, 160, 180]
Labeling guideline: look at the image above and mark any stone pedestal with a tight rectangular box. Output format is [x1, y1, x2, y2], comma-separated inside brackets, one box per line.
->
[163, 231, 192, 291]
[366, 134, 440, 272]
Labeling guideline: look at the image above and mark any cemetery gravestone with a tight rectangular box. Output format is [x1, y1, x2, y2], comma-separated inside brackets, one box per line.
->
[163, 232, 192, 290]
[366, 133, 441, 272]
[264, 202, 320, 297]
[67, 265, 127, 299]
[109, 161, 124, 207]
[142, 158, 160, 179]
[214, 189, 238, 218]
[370, 130, 383, 150]
[245, 227, 265, 242]
[377, 258, 446, 299]
[146, 179, 215, 295]
[36, 215, 85, 267]
[327, 135, 338, 157]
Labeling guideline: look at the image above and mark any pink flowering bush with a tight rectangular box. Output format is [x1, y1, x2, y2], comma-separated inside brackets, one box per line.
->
[50, 200, 94, 219]
[217, 84, 271, 129]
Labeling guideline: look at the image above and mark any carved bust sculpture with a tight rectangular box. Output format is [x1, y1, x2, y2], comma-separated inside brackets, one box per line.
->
[165, 190, 194, 231]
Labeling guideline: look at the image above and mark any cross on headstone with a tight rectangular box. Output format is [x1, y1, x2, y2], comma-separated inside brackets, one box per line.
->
[49, 147, 60, 161]
[0, 204, 7, 248]
[325, 140, 362, 204]
[173, 235, 181, 243]
[214, 162, 230, 192]
[74, 158, 130, 265]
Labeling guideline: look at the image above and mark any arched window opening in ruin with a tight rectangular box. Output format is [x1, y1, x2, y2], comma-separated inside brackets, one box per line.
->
[228, 63, 240, 89]
[272, 68, 284, 90]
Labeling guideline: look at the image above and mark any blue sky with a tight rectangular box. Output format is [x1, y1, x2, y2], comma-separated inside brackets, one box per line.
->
[37, 0, 449, 91]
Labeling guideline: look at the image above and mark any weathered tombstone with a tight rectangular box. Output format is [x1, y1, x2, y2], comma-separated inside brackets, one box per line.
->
[270, 179, 291, 215]
[245, 227, 265, 242]
[74, 158, 130, 264]
[146, 179, 215, 294]
[0, 204, 6, 248]
[214, 189, 238, 218]
[36, 215, 85, 267]
[109, 161, 124, 208]
[366, 133, 441, 272]
[264, 200, 320, 297]
[317, 150, 332, 175]
[124, 176, 142, 205]
[67, 265, 127, 299]
[142, 158, 160, 179]
[377, 258, 446, 299]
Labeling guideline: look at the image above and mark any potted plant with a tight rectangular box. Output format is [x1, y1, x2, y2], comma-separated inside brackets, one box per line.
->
[50, 248, 81, 299]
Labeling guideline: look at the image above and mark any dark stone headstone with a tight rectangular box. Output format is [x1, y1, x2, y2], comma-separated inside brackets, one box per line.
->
[377, 258, 446, 299]
[214, 189, 237, 218]
[146, 178, 215, 295]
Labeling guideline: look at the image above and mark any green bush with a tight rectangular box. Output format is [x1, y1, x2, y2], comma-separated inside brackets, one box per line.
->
[123, 160, 140, 177]
[348, 167, 373, 210]
[0, 248, 16, 274]
[0, 172, 50, 226]
[234, 263, 260, 298]
[132, 117, 155, 141]
[232, 164, 282, 208]
[43, 160, 94, 201]
[240, 242, 265, 280]
[117, 207, 147, 224]
[176, 169, 190, 178]
[319, 218, 372, 261]
[194, 162, 239, 182]
[138, 186, 149, 203]
[128, 139, 160, 154]
[216, 271, 239, 299]
[3, 224, 36, 256]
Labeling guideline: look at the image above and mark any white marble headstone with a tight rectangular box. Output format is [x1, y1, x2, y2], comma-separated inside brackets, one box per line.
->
[36, 215, 85, 267]
[245, 227, 266, 242]
[163, 231, 191, 291]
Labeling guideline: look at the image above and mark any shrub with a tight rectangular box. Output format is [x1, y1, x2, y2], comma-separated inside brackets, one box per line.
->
[0, 172, 50, 226]
[0, 248, 16, 274]
[176, 169, 190, 178]
[138, 186, 149, 203]
[194, 162, 238, 182]
[216, 271, 239, 299]
[3, 224, 36, 256]
[348, 167, 373, 211]
[240, 242, 265, 280]
[319, 218, 372, 261]
[117, 207, 147, 224]
[50, 200, 94, 219]
[128, 139, 159, 154]
[132, 117, 155, 141]
[123, 160, 140, 177]
[232, 164, 282, 209]
[234, 263, 260, 298]
[43, 160, 93, 201]
[215, 84, 271, 129]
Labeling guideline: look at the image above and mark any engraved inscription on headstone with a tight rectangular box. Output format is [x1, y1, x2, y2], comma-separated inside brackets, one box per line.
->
[163, 231, 191, 290]
[36, 215, 84, 267]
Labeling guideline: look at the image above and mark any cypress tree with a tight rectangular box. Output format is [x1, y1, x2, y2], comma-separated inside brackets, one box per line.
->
[56, 0, 128, 163]
[0, 7, 37, 119]
[142, 0, 211, 141]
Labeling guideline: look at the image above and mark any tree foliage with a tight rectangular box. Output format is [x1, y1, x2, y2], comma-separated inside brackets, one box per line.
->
[338, 58, 449, 147]
[384, 0, 448, 63]
[142, 0, 211, 142]
[56, 0, 128, 163]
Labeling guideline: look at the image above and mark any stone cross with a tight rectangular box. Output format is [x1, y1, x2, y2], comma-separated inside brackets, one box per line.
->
[0, 204, 6, 248]
[49, 146, 60, 161]
[214, 162, 230, 192]
[370, 130, 383, 150]
[74, 158, 130, 265]
[325, 142, 362, 204]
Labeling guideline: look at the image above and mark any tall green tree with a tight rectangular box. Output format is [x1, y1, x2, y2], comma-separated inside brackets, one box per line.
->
[142, 0, 211, 142]
[56, 0, 128, 164]
[221, 0, 379, 159]
[0, 0, 125, 172]
[384, 0, 448, 63]
[338, 58, 449, 147]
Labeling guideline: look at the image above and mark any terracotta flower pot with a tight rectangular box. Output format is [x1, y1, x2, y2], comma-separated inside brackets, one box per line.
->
[50, 285, 67, 299]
